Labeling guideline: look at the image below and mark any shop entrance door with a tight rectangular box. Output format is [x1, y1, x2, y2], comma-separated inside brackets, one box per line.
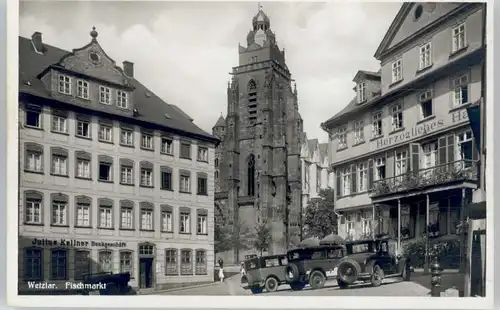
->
[138, 243, 155, 289]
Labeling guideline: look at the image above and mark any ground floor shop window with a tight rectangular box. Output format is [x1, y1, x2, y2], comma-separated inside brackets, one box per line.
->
[74, 250, 91, 280]
[361, 211, 372, 237]
[24, 247, 43, 280]
[165, 248, 178, 275]
[120, 251, 133, 275]
[98, 250, 113, 273]
[51, 248, 67, 280]
[195, 250, 207, 275]
[180, 249, 193, 275]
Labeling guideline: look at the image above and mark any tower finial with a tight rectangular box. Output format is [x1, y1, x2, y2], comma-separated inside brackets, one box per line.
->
[90, 26, 98, 40]
[258, 2, 262, 11]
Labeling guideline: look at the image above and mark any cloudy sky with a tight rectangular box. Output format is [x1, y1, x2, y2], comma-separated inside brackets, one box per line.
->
[19, 1, 401, 142]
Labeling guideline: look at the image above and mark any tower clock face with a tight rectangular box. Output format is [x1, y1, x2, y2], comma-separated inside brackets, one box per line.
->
[254, 29, 267, 46]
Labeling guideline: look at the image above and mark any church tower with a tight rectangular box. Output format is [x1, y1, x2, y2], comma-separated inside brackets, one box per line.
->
[214, 7, 303, 263]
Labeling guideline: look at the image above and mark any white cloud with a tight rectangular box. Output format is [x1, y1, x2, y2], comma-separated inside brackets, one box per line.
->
[19, 1, 400, 143]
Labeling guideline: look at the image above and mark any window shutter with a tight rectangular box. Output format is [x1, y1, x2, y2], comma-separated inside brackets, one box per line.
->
[447, 135, 455, 163]
[472, 138, 479, 161]
[351, 164, 357, 193]
[437, 136, 447, 165]
[410, 143, 420, 171]
[336, 169, 342, 198]
[368, 159, 374, 190]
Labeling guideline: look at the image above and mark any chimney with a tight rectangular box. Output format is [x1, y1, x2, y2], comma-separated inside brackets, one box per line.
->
[31, 32, 43, 54]
[123, 61, 134, 78]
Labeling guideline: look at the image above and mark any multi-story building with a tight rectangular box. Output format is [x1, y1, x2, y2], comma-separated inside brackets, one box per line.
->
[18, 28, 219, 293]
[214, 8, 304, 263]
[321, 3, 485, 252]
[299, 135, 333, 208]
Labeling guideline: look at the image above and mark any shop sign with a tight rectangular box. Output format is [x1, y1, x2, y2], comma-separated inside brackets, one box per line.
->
[31, 238, 126, 248]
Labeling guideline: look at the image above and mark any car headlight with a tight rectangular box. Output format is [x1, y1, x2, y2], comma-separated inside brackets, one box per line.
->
[306, 270, 311, 275]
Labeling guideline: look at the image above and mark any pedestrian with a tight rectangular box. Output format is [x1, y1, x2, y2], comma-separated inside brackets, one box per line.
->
[218, 257, 224, 282]
[240, 262, 246, 276]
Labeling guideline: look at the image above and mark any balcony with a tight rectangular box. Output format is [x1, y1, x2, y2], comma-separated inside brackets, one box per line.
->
[371, 160, 479, 198]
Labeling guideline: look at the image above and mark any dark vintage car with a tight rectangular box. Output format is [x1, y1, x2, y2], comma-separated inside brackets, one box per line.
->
[284, 244, 345, 290]
[336, 235, 411, 289]
[79, 272, 136, 295]
[240, 254, 288, 294]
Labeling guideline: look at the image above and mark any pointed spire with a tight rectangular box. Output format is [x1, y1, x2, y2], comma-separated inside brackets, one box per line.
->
[214, 114, 226, 128]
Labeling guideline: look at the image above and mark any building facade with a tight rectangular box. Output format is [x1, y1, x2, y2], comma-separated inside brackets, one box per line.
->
[300, 135, 333, 208]
[18, 28, 218, 292]
[214, 9, 304, 263]
[321, 3, 485, 251]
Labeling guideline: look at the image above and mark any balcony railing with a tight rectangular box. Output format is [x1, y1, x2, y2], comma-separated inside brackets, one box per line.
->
[371, 159, 479, 197]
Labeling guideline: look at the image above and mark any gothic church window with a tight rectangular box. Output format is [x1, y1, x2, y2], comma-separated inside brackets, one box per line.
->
[247, 154, 256, 196]
[247, 80, 258, 123]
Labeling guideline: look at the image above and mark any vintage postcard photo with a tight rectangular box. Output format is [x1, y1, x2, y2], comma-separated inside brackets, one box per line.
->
[7, 0, 492, 308]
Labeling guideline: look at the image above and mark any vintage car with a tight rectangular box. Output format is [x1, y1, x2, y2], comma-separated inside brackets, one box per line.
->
[79, 272, 136, 295]
[284, 244, 345, 290]
[336, 235, 411, 289]
[240, 254, 288, 294]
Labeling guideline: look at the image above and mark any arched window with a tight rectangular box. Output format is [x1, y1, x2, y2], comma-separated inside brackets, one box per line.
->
[247, 80, 257, 123]
[215, 158, 219, 168]
[247, 154, 256, 196]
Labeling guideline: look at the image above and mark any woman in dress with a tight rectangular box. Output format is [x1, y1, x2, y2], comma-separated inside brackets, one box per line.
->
[218, 258, 225, 282]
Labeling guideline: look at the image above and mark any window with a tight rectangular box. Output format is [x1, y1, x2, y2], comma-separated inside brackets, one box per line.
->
[98, 123, 113, 142]
[419, 90, 433, 119]
[391, 103, 403, 131]
[337, 126, 347, 149]
[452, 23, 466, 52]
[25, 104, 42, 128]
[197, 173, 208, 195]
[215, 170, 219, 180]
[98, 199, 113, 229]
[98, 250, 113, 273]
[24, 248, 43, 280]
[391, 58, 402, 83]
[25, 192, 42, 224]
[76, 117, 91, 138]
[75, 196, 91, 227]
[99, 86, 111, 104]
[215, 158, 219, 168]
[180, 249, 193, 275]
[356, 82, 366, 103]
[98, 156, 113, 182]
[195, 250, 207, 275]
[25, 143, 43, 173]
[371, 111, 383, 138]
[357, 162, 368, 192]
[247, 154, 256, 196]
[341, 167, 351, 196]
[345, 215, 354, 237]
[52, 199, 67, 226]
[361, 211, 372, 235]
[180, 142, 191, 159]
[120, 128, 134, 146]
[161, 206, 173, 232]
[58, 74, 71, 95]
[197, 210, 208, 234]
[161, 137, 173, 154]
[51, 111, 67, 133]
[120, 201, 133, 229]
[76, 152, 91, 179]
[452, 74, 469, 106]
[374, 157, 386, 181]
[165, 249, 178, 275]
[180, 172, 191, 193]
[161, 167, 172, 190]
[141, 132, 153, 150]
[423, 142, 438, 169]
[51, 150, 68, 176]
[117, 91, 128, 109]
[316, 166, 322, 190]
[457, 130, 473, 167]
[77, 80, 89, 99]
[140, 163, 153, 187]
[120, 251, 133, 274]
[395, 151, 408, 176]
[74, 250, 91, 280]
[353, 120, 364, 144]
[180, 209, 190, 233]
[419, 42, 432, 69]
[120, 163, 133, 185]
[248, 80, 258, 122]
[140, 203, 154, 230]
[50, 249, 67, 280]
[197, 146, 208, 162]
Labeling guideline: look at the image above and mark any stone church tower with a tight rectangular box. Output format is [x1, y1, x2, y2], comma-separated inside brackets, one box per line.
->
[213, 8, 304, 263]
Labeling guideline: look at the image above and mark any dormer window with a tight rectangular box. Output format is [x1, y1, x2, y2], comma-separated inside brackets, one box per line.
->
[117, 91, 128, 109]
[99, 86, 111, 105]
[77, 80, 89, 99]
[356, 82, 366, 103]
[58, 74, 72, 95]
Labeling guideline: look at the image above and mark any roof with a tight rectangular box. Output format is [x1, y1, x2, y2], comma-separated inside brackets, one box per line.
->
[352, 70, 381, 82]
[19, 35, 218, 144]
[318, 143, 328, 162]
[213, 115, 226, 128]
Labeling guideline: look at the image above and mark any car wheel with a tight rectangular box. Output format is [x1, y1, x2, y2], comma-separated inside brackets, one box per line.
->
[337, 279, 349, 289]
[265, 277, 279, 292]
[309, 270, 326, 290]
[284, 263, 300, 282]
[337, 260, 360, 285]
[250, 287, 263, 294]
[371, 265, 384, 287]
[402, 264, 411, 281]
[289, 282, 306, 291]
